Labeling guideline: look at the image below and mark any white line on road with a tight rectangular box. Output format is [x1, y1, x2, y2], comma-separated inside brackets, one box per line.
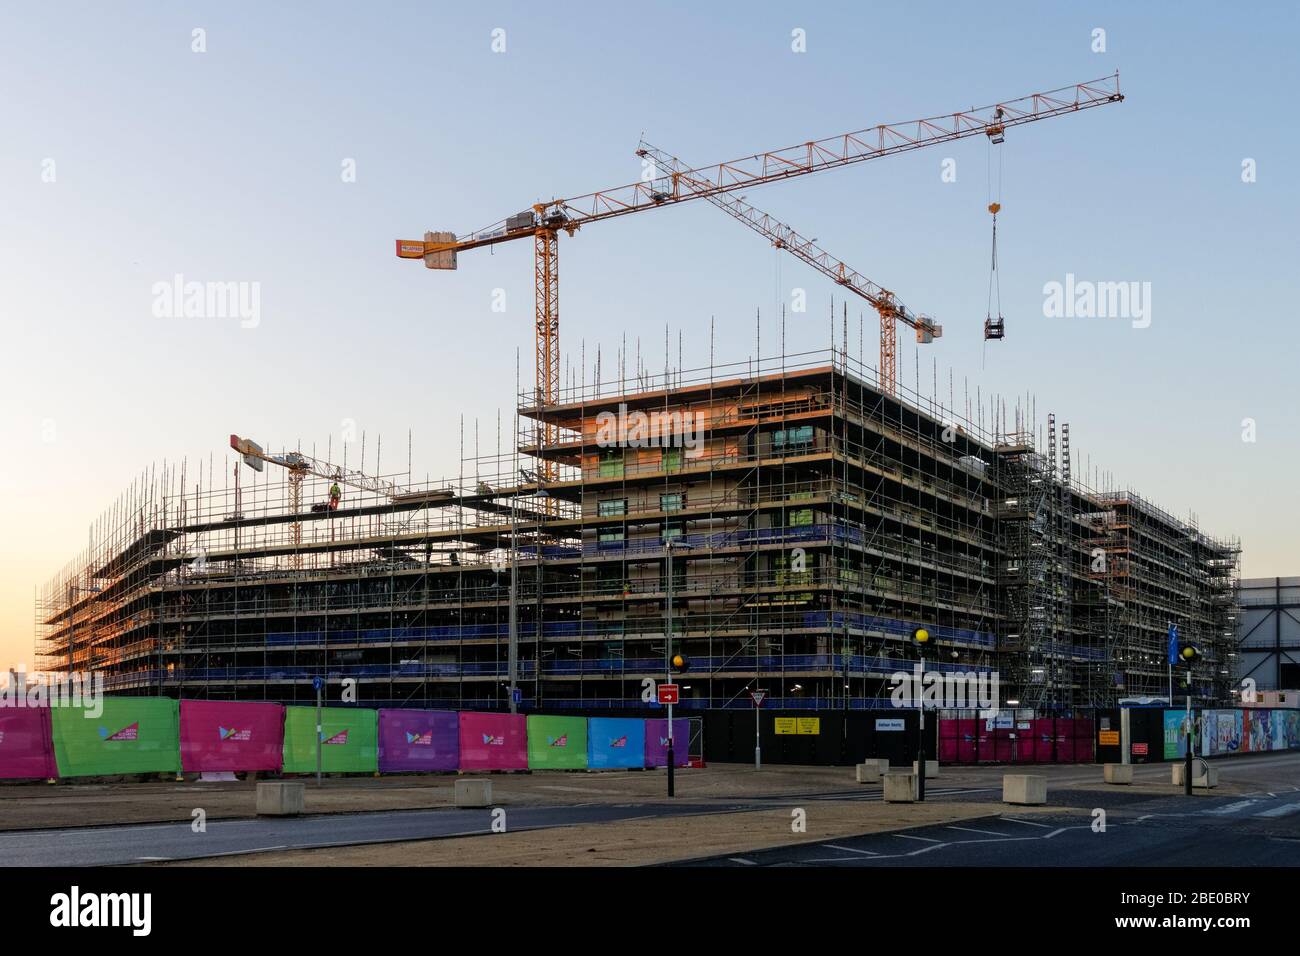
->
[728, 857, 757, 865]
[1254, 803, 1300, 818]
[892, 833, 942, 843]
[1204, 800, 1260, 815]
[823, 843, 879, 855]
[946, 826, 1009, 837]
[1000, 817, 1052, 828]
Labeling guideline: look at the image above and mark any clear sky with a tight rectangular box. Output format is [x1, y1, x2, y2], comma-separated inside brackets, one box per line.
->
[2, 2, 1297, 671]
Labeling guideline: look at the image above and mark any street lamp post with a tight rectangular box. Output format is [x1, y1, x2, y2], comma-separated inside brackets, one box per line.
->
[912, 627, 931, 802]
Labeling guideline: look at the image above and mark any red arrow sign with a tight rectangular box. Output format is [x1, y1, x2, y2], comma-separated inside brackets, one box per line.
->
[658, 683, 680, 705]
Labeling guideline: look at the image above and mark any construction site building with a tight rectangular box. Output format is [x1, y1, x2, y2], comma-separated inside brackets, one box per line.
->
[37, 346, 1240, 712]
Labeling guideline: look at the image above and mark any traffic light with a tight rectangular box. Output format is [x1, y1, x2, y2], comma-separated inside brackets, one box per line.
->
[911, 627, 931, 646]
[1177, 643, 1201, 664]
[671, 653, 690, 673]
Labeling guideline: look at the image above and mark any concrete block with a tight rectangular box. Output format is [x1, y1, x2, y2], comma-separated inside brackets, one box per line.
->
[855, 759, 890, 784]
[454, 778, 493, 807]
[883, 771, 917, 803]
[1103, 763, 1133, 785]
[256, 781, 304, 816]
[1171, 762, 1219, 789]
[1002, 774, 1047, 806]
[912, 760, 939, 779]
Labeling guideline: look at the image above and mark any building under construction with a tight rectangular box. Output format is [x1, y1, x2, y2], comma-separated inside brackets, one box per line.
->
[37, 344, 1240, 713]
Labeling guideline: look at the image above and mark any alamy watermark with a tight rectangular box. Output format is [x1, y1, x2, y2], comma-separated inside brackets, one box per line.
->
[1, 670, 104, 718]
[889, 664, 1000, 718]
[151, 273, 260, 328]
[1043, 273, 1150, 329]
[594, 402, 705, 457]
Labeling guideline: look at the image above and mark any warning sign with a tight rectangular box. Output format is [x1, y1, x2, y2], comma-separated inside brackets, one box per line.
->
[775, 718, 820, 735]
[774, 718, 797, 735]
[1099, 730, 1120, 746]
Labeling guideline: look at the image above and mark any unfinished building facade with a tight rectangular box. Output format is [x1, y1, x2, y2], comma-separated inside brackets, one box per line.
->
[37, 348, 1239, 712]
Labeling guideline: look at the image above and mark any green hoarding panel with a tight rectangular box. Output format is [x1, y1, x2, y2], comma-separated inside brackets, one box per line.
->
[282, 706, 378, 774]
[526, 714, 588, 770]
[51, 697, 180, 777]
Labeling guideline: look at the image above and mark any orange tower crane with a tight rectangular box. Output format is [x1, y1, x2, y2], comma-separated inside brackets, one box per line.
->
[396, 74, 1122, 478]
[635, 141, 941, 395]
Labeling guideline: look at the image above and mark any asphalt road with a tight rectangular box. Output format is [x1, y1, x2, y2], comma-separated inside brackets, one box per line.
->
[0, 785, 989, 866]
[679, 787, 1300, 867]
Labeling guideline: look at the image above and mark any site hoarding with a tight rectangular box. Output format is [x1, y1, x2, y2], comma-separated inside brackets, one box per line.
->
[457, 711, 528, 770]
[50, 697, 181, 777]
[378, 709, 459, 772]
[644, 718, 690, 767]
[0, 707, 57, 779]
[179, 700, 285, 772]
[526, 714, 588, 770]
[587, 717, 645, 769]
[281, 706, 378, 774]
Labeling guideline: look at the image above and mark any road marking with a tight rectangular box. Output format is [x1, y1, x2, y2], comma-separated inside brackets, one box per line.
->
[135, 856, 170, 861]
[728, 857, 757, 865]
[946, 825, 1008, 837]
[823, 843, 879, 855]
[1000, 817, 1052, 828]
[892, 833, 941, 843]
[1254, 802, 1300, 818]
[1204, 800, 1259, 815]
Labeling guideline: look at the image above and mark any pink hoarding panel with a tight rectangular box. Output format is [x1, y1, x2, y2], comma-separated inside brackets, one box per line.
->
[1033, 718, 1055, 762]
[179, 700, 284, 772]
[0, 707, 56, 779]
[458, 712, 527, 770]
[956, 719, 977, 763]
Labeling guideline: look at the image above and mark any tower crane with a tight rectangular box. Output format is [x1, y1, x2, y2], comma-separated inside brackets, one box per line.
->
[396, 74, 1122, 480]
[634, 141, 941, 396]
[230, 434, 399, 568]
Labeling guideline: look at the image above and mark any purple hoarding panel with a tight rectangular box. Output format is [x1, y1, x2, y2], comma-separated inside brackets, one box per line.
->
[458, 712, 528, 770]
[0, 706, 56, 779]
[378, 709, 459, 772]
[179, 700, 285, 772]
[644, 718, 689, 768]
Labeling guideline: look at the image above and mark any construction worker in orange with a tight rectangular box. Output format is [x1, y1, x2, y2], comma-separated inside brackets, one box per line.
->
[329, 482, 342, 511]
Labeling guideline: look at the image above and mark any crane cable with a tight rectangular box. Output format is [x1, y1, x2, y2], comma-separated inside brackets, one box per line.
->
[983, 133, 1005, 354]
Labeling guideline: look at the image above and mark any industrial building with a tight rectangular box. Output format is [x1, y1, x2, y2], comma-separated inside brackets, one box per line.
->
[1236, 577, 1300, 692]
[37, 343, 1240, 713]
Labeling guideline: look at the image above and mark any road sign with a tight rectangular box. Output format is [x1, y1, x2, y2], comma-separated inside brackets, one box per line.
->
[511, 687, 522, 705]
[312, 676, 324, 692]
[749, 689, 766, 707]
[658, 683, 679, 705]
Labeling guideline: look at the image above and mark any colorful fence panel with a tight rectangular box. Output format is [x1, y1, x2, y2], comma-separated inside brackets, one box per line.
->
[458, 712, 528, 770]
[587, 717, 645, 769]
[281, 706, 378, 774]
[644, 718, 689, 768]
[527, 715, 588, 770]
[0, 707, 56, 779]
[179, 700, 284, 772]
[50, 697, 180, 777]
[378, 709, 459, 772]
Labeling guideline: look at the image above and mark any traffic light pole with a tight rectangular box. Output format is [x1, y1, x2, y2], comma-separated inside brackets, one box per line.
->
[666, 539, 675, 798]
[1184, 671, 1193, 796]
[917, 647, 926, 802]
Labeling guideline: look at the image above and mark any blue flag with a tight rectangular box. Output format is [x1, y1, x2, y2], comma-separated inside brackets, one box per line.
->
[1167, 623, 1179, 665]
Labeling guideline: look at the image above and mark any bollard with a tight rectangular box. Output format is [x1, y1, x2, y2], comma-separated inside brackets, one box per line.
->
[855, 759, 890, 784]
[1002, 774, 1047, 805]
[1103, 763, 1133, 785]
[256, 781, 305, 816]
[454, 778, 493, 807]
[883, 771, 918, 803]
[912, 760, 940, 779]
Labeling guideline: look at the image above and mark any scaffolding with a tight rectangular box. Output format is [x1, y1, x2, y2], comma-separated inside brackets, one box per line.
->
[36, 325, 1239, 712]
